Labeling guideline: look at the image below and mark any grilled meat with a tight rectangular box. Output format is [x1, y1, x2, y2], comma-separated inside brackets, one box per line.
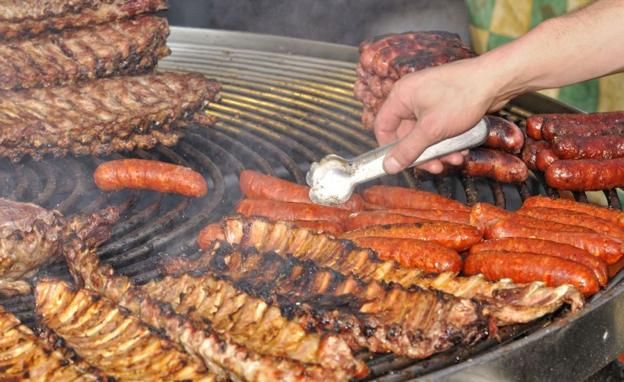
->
[166, 243, 488, 359]
[0, 0, 167, 41]
[0, 15, 170, 90]
[35, 279, 215, 382]
[220, 216, 584, 324]
[0, 198, 117, 296]
[64, 246, 362, 381]
[0, 72, 220, 162]
[0, 305, 104, 381]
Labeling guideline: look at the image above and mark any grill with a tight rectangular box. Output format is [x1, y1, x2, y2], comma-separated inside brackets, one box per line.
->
[1, 28, 624, 381]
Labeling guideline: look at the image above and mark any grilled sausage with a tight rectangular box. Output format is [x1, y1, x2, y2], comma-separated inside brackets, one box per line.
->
[349, 237, 462, 273]
[484, 116, 524, 154]
[521, 138, 550, 170]
[482, 215, 595, 240]
[465, 149, 528, 183]
[239, 170, 364, 211]
[361, 185, 470, 212]
[345, 211, 429, 231]
[526, 115, 548, 140]
[545, 158, 624, 191]
[357, 208, 470, 224]
[469, 238, 608, 286]
[93, 159, 208, 197]
[236, 199, 349, 224]
[544, 123, 624, 141]
[289, 220, 344, 236]
[464, 250, 600, 296]
[487, 219, 624, 264]
[551, 135, 624, 160]
[341, 222, 482, 251]
[535, 147, 558, 172]
[469, 202, 514, 232]
[523, 195, 624, 228]
[197, 224, 225, 249]
[608, 256, 624, 279]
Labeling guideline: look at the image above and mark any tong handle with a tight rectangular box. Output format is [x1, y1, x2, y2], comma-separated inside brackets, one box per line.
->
[350, 118, 490, 184]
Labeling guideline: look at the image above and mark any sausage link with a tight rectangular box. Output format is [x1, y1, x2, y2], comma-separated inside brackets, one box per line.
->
[526, 115, 547, 140]
[350, 237, 462, 273]
[341, 222, 482, 251]
[487, 219, 624, 264]
[529, 112, 624, 141]
[345, 209, 470, 231]
[551, 135, 624, 160]
[93, 159, 207, 197]
[535, 147, 558, 172]
[236, 199, 349, 224]
[523, 195, 624, 228]
[464, 250, 599, 296]
[289, 220, 344, 236]
[521, 138, 550, 170]
[361, 185, 469, 212]
[469, 202, 514, 232]
[465, 149, 528, 183]
[197, 223, 224, 249]
[469, 238, 608, 286]
[545, 158, 624, 191]
[484, 116, 524, 154]
[608, 256, 624, 279]
[239, 170, 364, 211]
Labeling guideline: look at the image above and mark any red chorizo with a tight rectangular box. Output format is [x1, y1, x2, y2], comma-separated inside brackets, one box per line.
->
[289, 220, 344, 236]
[380, 208, 471, 224]
[239, 170, 364, 211]
[361, 185, 469, 212]
[93, 159, 207, 197]
[523, 195, 624, 229]
[464, 250, 599, 296]
[535, 147, 558, 172]
[552, 135, 624, 160]
[236, 199, 349, 224]
[484, 116, 524, 154]
[526, 114, 549, 140]
[545, 158, 624, 191]
[482, 215, 595, 240]
[465, 149, 528, 183]
[469, 202, 514, 232]
[469, 238, 608, 286]
[350, 236, 462, 273]
[197, 223, 224, 249]
[344, 211, 430, 231]
[521, 138, 550, 170]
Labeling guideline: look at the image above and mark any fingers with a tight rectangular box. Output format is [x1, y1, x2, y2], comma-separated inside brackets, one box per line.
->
[383, 118, 440, 174]
[374, 81, 416, 145]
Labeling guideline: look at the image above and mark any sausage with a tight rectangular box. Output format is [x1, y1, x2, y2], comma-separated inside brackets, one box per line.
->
[464, 149, 528, 183]
[197, 223, 224, 249]
[93, 159, 207, 197]
[608, 256, 624, 279]
[535, 147, 558, 172]
[518, 207, 624, 242]
[361, 185, 470, 212]
[529, 112, 624, 141]
[521, 138, 550, 170]
[381, 208, 470, 224]
[289, 220, 344, 236]
[484, 116, 524, 154]
[523, 195, 624, 228]
[349, 237, 462, 273]
[341, 222, 483, 251]
[487, 219, 624, 264]
[239, 170, 364, 211]
[469, 203, 513, 232]
[469, 238, 608, 286]
[551, 135, 624, 160]
[464, 250, 600, 296]
[526, 115, 548, 140]
[482, 215, 595, 240]
[345, 209, 470, 231]
[543, 123, 624, 141]
[545, 158, 624, 191]
[236, 199, 349, 224]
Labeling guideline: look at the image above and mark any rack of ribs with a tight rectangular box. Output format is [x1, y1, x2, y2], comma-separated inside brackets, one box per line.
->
[0, 0, 167, 41]
[0, 72, 221, 162]
[0, 15, 170, 90]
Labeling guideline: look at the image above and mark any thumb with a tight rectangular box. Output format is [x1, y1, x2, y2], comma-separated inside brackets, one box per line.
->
[383, 118, 441, 174]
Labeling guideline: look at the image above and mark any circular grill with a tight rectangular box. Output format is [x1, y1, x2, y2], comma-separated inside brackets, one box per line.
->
[1, 28, 623, 381]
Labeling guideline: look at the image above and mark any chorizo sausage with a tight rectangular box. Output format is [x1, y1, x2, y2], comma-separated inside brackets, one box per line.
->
[197, 223, 224, 249]
[349, 236, 462, 273]
[545, 158, 624, 191]
[535, 147, 558, 172]
[526, 114, 549, 140]
[341, 222, 482, 251]
[93, 159, 207, 197]
[289, 220, 344, 236]
[239, 170, 364, 211]
[465, 149, 528, 183]
[523, 195, 624, 229]
[464, 250, 599, 296]
[521, 138, 550, 170]
[529, 112, 624, 141]
[345, 209, 470, 231]
[361, 185, 469, 212]
[469, 238, 608, 286]
[236, 199, 349, 224]
[469, 202, 514, 232]
[552, 135, 624, 160]
[484, 116, 524, 154]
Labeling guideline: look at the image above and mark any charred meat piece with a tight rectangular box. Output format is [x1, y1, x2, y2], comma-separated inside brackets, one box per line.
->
[221, 216, 584, 324]
[0, 305, 104, 381]
[0, 0, 167, 41]
[168, 243, 487, 359]
[0, 15, 170, 90]
[0, 72, 221, 162]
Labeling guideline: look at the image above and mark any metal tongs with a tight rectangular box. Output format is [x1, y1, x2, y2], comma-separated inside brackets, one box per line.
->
[306, 118, 489, 206]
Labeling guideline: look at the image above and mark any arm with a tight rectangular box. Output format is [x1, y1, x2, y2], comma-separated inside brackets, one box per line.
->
[376, 0, 624, 174]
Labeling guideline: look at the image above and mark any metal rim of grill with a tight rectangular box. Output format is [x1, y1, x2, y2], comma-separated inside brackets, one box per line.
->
[0, 27, 623, 381]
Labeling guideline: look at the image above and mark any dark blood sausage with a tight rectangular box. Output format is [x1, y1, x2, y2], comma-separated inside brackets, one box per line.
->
[239, 169, 364, 211]
[545, 158, 624, 191]
[487, 219, 624, 264]
[518, 207, 624, 242]
[523, 195, 624, 229]
[93, 159, 208, 197]
[464, 149, 528, 183]
[464, 251, 600, 296]
[521, 138, 550, 170]
[349, 237, 462, 273]
[484, 116, 524, 154]
[289, 220, 344, 236]
[469, 238, 608, 286]
[535, 147, 558, 172]
[236, 199, 349, 224]
[552, 135, 624, 160]
[361, 185, 470, 212]
[197, 223, 224, 249]
[341, 222, 482, 251]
